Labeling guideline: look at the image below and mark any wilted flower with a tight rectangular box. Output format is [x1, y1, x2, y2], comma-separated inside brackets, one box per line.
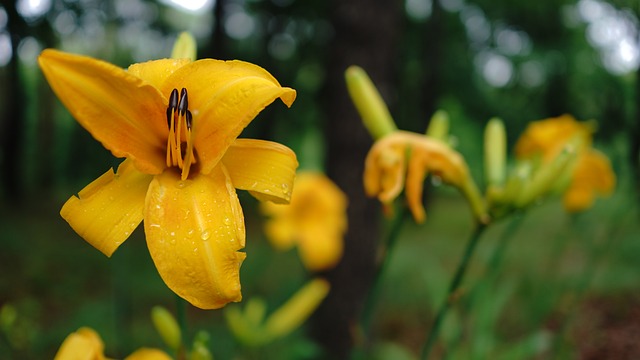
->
[364, 131, 488, 224]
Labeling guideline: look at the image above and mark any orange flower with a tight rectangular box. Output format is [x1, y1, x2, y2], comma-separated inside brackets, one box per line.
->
[39, 49, 297, 309]
[514, 115, 615, 212]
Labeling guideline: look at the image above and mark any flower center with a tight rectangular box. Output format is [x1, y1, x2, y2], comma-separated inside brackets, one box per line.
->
[166, 88, 196, 180]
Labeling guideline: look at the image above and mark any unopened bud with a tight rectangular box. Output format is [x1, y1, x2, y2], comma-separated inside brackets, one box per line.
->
[484, 118, 506, 188]
[171, 32, 197, 61]
[426, 110, 450, 142]
[151, 306, 182, 351]
[264, 278, 330, 339]
[345, 66, 397, 139]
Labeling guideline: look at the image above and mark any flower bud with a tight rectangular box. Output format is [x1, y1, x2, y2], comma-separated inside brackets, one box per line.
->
[171, 32, 197, 61]
[264, 278, 330, 339]
[151, 306, 182, 351]
[515, 145, 578, 208]
[345, 66, 397, 139]
[484, 118, 506, 188]
[426, 110, 450, 142]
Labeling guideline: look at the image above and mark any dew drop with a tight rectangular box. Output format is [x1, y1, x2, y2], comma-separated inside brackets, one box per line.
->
[176, 181, 186, 189]
[201, 230, 211, 241]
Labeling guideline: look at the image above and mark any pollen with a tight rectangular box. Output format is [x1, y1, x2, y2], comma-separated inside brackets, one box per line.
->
[166, 88, 196, 180]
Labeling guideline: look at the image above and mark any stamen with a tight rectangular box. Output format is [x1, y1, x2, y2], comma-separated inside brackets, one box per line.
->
[167, 88, 179, 129]
[165, 88, 196, 180]
[178, 88, 188, 116]
[185, 110, 193, 130]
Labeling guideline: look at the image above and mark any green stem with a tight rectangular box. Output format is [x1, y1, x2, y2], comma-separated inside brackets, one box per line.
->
[176, 295, 188, 360]
[420, 223, 487, 360]
[360, 206, 408, 342]
[486, 214, 525, 275]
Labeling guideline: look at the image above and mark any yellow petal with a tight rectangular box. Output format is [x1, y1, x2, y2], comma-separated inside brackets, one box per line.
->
[127, 58, 191, 89]
[124, 348, 173, 360]
[54, 327, 105, 360]
[363, 143, 405, 203]
[61, 159, 152, 257]
[160, 59, 296, 174]
[144, 166, 246, 309]
[297, 229, 344, 271]
[405, 154, 429, 224]
[222, 139, 298, 204]
[261, 172, 347, 271]
[514, 114, 592, 162]
[38, 49, 168, 174]
[263, 217, 297, 250]
[563, 149, 615, 212]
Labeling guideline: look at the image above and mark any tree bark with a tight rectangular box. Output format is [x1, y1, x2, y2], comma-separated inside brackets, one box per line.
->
[314, 0, 402, 358]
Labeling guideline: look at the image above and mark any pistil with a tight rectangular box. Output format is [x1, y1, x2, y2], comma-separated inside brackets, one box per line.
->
[166, 87, 195, 180]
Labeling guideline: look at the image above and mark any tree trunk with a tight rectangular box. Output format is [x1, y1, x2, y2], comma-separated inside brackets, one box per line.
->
[1, 4, 27, 203]
[314, 0, 402, 358]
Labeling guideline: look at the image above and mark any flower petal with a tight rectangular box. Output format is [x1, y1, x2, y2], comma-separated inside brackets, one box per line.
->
[563, 149, 615, 212]
[514, 114, 592, 162]
[54, 327, 105, 360]
[144, 166, 246, 309]
[38, 49, 168, 174]
[160, 59, 296, 174]
[363, 142, 405, 203]
[263, 216, 297, 250]
[125, 348, 173, 360]
[222, 139, 298, 204]
[298, 229, 344, 271]
[61, 159, 152, 257]
[127, 58, 191, 89]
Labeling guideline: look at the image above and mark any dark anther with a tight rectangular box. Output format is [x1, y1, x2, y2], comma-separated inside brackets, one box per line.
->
[166, 89, 179, 129]
[169, 88, 179, 110]
[178, 88, 188, 116]
[185, 110, 193, 130]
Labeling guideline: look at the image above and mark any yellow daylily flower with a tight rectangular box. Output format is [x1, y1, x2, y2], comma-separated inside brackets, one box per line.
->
[261, 172, 347, 271]
[39, 49, 298, 309]
[514, 115, 615, 212]
[54, 327, 173, 360]
[364, 131, 488, 224]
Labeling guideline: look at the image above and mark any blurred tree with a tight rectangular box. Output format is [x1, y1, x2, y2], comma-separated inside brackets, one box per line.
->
[314, 0, 403, 358]
[1, 2, 28, 203]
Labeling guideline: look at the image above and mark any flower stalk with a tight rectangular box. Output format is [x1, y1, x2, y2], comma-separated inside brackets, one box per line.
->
[420, 223, 487, 360]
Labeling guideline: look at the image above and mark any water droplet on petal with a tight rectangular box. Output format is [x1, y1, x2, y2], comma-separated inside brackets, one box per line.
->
[201, 230, 210, 241]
